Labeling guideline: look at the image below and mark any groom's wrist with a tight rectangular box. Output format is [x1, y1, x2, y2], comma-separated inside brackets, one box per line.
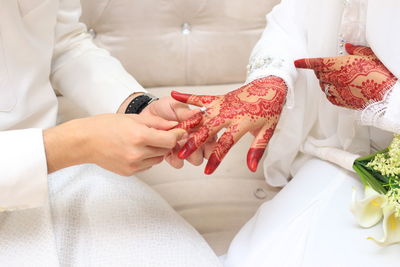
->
[117, 92, 144, 114]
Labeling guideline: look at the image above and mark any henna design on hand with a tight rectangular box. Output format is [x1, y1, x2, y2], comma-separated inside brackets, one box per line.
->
[171, 76, 287, 174]
[295, 43, 398, 110]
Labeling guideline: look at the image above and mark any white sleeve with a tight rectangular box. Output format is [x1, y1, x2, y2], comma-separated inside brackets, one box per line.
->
[0, 129, 48, 211]
[246, 0, 308, 108]
[50, 0, 146, 115]
[360, 81, 400, 133]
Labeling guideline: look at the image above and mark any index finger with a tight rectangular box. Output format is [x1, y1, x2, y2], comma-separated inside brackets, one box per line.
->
[294, 57, 335, 72]
[145, 128, 186, 149]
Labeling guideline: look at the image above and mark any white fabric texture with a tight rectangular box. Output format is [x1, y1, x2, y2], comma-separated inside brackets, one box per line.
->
[49, 165, 222, 267]
[0, 164, 222, 266]
[224, 159, 400, 267]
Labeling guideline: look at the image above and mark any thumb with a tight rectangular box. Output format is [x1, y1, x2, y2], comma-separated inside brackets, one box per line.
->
[143, 115, 179, 130]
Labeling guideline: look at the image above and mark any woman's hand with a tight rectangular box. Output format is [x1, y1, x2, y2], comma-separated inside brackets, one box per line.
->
[171, 76, 287, 174]
[44, 114, 186, 176]
[295, 43, 398, 110]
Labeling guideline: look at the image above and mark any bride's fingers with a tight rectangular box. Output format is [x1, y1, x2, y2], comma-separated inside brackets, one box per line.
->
[178, 123, 225, 159]
[171, 91, 218, 107]
[204, 125, 247, 175]
[247, 124, 276, 172]
[345, 43, 374, 57]
[174, 111, 204, 131]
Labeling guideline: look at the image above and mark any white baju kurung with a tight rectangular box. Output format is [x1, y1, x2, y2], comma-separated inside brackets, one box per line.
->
[0, 1, 221, 266]
[224, 0, 400, 266]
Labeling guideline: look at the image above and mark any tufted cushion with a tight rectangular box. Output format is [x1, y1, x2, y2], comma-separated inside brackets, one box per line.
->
[80, 0, 280, 87]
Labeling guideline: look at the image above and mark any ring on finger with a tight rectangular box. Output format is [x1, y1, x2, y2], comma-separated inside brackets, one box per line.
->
[324, 83, 332, 97]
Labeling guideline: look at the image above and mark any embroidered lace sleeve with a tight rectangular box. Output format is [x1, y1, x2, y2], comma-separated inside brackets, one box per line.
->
[245, 0, 308, 109]
[360, 81, 400, 133]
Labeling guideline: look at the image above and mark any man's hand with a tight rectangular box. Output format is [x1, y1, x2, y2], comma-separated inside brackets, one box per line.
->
[171, 76, 287, 174]
[43, 114, 185, 176]
[140, 96, 212, 168]
[295, 43, 398, 110]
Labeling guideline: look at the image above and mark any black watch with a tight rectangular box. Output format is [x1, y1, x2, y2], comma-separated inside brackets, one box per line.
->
[124, 93, 159, 114]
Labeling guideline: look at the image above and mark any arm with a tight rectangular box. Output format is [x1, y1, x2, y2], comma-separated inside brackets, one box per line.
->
[170, 0, 309, 174]
[50, 0, 145, 115]
[246, 0, 308, 108]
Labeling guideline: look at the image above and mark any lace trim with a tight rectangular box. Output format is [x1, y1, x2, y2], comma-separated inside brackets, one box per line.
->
[360, 84, 400, 133]
[246, 56, 285, 76]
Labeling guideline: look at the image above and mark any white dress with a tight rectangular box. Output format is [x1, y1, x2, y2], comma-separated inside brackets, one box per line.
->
[224, 0, 400, 266]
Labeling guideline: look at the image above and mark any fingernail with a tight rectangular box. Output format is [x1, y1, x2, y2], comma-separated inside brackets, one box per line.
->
[178, 147, 189, 159]
[171, 91, 190, 103]
[204, 153, 220, 175]
[247, 148, 265, 172]
[294, 59, 307, 68]
[177, 140, 195, 159]
[345, 43, 354, 54]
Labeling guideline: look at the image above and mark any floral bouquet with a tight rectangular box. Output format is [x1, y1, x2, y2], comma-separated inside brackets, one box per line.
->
[352, 134, 400, 245]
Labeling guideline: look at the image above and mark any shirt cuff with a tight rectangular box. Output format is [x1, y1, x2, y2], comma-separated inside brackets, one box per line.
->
[383, 81, 400, 129]
[360, 81, 400, 133]
[0, 129, 48, 211]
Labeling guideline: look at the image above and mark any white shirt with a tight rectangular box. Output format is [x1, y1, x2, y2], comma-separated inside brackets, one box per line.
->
[0, 0, 145, 211]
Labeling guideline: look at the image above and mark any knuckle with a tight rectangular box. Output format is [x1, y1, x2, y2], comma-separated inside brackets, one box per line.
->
[124, 150, 141, 163]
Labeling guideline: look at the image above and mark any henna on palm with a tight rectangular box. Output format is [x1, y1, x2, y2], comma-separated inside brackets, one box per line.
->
[171, 76, 287, 174]
[295, 43, 398, 110]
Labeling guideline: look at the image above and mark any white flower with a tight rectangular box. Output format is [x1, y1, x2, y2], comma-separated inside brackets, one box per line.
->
[351, 186, 385, 228]
[368, 205, 400, 245]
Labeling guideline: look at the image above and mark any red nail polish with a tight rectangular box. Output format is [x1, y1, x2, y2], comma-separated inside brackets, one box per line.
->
[178, 147, 189, 159]
[345, 43, 354, 54]
[204, 154, 220, 175]
[247, 148, 265, 172]
[294, 59, 307, 69]
[171, 91, 190, 103]
[177, 139, 196, 159]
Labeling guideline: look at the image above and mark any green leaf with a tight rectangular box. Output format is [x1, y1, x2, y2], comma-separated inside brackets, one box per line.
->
[353, 163, 387, 194]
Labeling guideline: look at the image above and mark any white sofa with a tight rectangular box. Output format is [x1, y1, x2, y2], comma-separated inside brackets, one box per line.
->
[59, 0, 281, 255]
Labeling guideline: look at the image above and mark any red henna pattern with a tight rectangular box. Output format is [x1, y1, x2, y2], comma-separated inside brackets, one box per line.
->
[174, 112, 203, 131]
[178, 126, 210, 159]
[173, 76, 287, 173]
[190, 95, 218, 105]
[296, 45, 398, 110]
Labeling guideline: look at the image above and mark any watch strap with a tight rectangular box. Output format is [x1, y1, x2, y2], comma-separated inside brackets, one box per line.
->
[125, 94, 159, 114]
